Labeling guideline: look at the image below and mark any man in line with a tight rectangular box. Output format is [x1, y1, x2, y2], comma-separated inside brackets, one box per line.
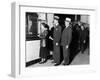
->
[61, 18, 72, 65]
[52, 16, 62, 66]
[79, 23, 87, 53]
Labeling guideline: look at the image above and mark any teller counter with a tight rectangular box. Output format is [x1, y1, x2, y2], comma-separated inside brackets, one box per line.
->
[26, 40, 40, 62]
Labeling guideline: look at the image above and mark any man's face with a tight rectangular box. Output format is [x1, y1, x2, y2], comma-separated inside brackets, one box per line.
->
[78, 21, 81, 26]
[28, 20, 32, 27]
[41, 24, 45, 32]
[65, 21, 69, 28]
[81, 26, 84, 30]
[53, 19, 58, 26]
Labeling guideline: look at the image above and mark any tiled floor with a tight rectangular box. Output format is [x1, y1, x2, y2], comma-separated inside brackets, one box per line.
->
[71, 49, 89, 65]
[29, 48, 89, 67]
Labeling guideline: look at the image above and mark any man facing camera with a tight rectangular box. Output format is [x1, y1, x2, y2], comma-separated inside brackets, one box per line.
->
[61, 18, 72, 65]
[53, 16, 62, 66]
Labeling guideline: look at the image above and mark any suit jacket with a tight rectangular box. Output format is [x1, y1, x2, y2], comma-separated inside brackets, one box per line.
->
[79, 29, 87, 42]
[61, 26, 72, 46]
[53, 25, 62, 45]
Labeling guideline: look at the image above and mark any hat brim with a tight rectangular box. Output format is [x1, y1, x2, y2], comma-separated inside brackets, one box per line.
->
[65, 20, 71, 22]
[54, 18, 59, 20]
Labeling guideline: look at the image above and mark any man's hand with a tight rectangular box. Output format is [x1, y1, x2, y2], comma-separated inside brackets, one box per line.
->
[49, 36, 53, 40]
[83, 40, 86, 43]
[56, 43, 59, 46]
[65, 45, 68, 49]
[37, 34, 40, 37]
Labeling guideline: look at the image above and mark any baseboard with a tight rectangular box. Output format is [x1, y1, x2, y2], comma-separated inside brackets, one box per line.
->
[26, 58, 41, 67]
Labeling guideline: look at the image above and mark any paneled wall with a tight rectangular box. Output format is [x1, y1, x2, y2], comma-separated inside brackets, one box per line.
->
[47, 13, 54, 29]
[81, 15, 89, 24]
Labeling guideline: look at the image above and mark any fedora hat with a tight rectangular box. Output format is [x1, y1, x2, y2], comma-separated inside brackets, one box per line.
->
[54, 16, 59, 20]
[65, 17, 71, 22]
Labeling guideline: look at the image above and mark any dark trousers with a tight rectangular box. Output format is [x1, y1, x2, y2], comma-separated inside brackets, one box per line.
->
[80, 40, 85, 53]
[53, 45, 60, 64]
[62, 46, 69, 64]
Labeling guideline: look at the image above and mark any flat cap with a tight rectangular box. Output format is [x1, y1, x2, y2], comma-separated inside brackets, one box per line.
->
[65, 18, 71, 22]
[54, 16, 59, 20]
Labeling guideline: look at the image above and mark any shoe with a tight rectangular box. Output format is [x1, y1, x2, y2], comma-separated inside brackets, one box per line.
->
[39, 61, 46, 64]
[39, 60, 47, 64]
[39, 61, 43, 64]
[39, 61, 44, 64]
[51, 61, 55, 63]
[62, 63, 69, 66]
[54, 63, 60, 66]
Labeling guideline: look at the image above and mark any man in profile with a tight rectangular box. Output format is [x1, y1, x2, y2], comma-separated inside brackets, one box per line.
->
[61, 18, 72, 65]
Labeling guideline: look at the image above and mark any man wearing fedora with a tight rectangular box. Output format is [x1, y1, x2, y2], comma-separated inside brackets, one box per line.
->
[61, 18, 72, 65]
[52, 16, 62, 66]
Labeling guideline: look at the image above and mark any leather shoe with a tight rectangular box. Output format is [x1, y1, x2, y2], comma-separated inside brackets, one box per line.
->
[62, 63, 69, 66]
[54, 63, 60, 66]
[39, 60, 47, 64]
[51, 61, 55, 63]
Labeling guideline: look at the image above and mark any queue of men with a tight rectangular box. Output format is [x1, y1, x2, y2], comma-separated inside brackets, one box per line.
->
[47, 16, 89, 66]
